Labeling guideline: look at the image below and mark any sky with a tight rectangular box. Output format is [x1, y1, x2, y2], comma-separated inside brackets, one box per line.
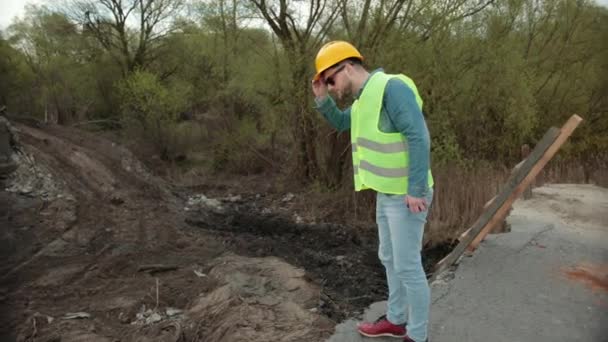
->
[1, 0, 608, 30]
[1, 0, 44, 30]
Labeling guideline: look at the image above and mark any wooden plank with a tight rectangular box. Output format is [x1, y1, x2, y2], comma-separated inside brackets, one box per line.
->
[468, 114, 583, 250]
[521, 144, 533, 199]
[459, 156, 525, 247]
[431, 115, 583, 282]
[431, 128, 560, 281]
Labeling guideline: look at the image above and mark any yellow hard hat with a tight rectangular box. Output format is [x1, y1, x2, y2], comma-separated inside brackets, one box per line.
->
[313, 41, 363, 81]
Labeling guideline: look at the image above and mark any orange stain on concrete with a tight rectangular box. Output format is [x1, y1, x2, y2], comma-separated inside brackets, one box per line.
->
[562, 263, 608, 293]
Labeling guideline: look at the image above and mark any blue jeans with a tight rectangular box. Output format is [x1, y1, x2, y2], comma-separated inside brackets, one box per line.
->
[376, 190, 434, 342]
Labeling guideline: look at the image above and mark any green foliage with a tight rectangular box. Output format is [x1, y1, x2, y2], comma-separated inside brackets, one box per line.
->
[211, 116, 268, 174]
[0, 0, 605, 180]
[4, 5, 121, 122]
[117, 70, 191, 159]
[377, 0, 607, 167]
[0, 0, 605, 247]
[0, 37, 35, 114]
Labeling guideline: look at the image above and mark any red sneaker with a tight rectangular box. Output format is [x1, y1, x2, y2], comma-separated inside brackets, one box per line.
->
[357, 315, 406, 338]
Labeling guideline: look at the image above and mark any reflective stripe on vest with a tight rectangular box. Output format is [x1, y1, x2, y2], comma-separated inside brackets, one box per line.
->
[351, 71, 433, 194]
[354, 161, 409, 177]
[352, 137, 409, 153]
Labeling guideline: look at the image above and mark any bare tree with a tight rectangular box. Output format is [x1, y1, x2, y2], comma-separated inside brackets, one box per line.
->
[249, 0, 341, 182]
[337, 0, 495, 55]
[67, 0, 184, 74]
[249, 0, 497, 184]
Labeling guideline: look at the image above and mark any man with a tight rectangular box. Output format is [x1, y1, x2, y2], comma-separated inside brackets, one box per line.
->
[311, 41, 434, 342]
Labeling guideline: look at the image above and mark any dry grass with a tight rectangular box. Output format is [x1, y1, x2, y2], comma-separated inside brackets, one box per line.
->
[541, 157, 608, 188]
[302, 158, 606, 248]
[160, 140, 606, 249]
[424, 164, 509, 247]
[347, 164, 510, 247]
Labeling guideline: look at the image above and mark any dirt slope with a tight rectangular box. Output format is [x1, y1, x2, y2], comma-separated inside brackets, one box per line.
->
[2, 119, 428, 342]
[1, 121, 333, 342]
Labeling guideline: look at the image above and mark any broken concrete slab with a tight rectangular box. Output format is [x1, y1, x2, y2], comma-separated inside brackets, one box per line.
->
[327, 184, 608, 342]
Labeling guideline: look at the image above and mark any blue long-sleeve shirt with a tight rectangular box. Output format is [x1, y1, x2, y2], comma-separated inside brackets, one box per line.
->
[315, 69, 431, 197]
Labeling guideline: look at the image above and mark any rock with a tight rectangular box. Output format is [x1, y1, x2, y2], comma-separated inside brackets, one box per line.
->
[146, 312, 162, 324]
[165, 307, 183, 317]
[0, 117, 15, 159]
[0, 116, 18, 179]
[193, 270, 207, 278]
[225, 194, 242, 203]
[63, 312, 91, 320]
[118, 312, 130, 324]
[186, 194, 224, 213]
[132, 305, 169, 325]
[281, 193, 295, 202]
[5, 151, 66, 200]
[135, 311, 146, 322]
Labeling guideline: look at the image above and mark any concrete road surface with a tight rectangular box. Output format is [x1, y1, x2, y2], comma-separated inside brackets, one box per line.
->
[327, 184, 608, 342]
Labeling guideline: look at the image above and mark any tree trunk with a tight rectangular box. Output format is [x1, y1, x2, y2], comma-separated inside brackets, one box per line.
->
[323, 132, 351, 188]
[289, 55, 320, 182]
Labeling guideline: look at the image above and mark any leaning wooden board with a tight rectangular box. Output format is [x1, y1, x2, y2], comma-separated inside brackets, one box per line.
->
[430, 114, 583, 282]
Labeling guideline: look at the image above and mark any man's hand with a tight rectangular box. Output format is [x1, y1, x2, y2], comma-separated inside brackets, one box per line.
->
[311, 78, 328, 100]
[405, 195, 427, 213]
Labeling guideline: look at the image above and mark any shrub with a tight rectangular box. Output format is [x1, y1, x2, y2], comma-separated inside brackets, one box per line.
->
[117, 70, 191, 160]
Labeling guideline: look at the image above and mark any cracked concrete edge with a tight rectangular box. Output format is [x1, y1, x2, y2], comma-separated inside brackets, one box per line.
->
[428, 223, 555, 299]
[515, 223, 555, 253]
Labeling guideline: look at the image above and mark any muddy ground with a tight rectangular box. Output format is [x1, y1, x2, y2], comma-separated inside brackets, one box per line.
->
[0, 119, 450, 342]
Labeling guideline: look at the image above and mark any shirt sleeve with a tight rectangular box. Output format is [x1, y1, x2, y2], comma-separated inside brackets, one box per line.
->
[314, 96, 351, 132]
[383, 78, 431, 198]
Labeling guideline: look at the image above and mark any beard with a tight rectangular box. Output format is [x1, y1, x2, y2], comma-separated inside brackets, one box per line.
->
[333, 79, 352, 101]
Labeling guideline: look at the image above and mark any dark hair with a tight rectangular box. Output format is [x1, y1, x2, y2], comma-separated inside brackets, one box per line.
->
[345, 57, 363, 66]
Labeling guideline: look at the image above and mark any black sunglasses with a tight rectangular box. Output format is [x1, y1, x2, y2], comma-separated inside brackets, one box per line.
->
[324, 64, 346, 86]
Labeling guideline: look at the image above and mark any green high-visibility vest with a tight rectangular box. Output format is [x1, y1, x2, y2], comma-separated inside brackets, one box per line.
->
[351, 71, 434, 194]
